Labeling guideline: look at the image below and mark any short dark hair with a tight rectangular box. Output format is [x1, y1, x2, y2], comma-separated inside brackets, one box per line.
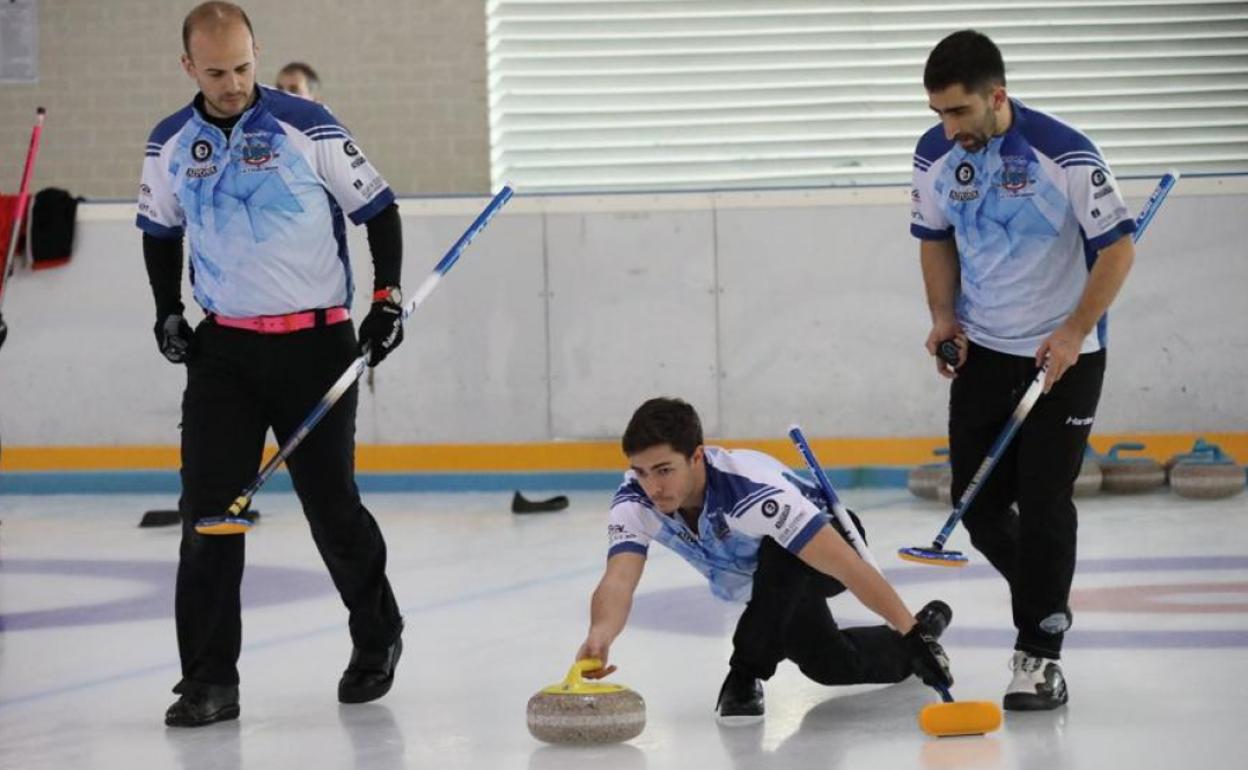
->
[279, 61, 321, 92]
[182, 2, 255, 55]
[923, 30, 1006, 94]
[622, 398, 704, 459]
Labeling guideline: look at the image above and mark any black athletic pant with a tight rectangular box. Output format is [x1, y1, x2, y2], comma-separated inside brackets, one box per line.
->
[950, 342, 1105, 659]
[175, 320, 402, 687]
[729, 537, 912, 686]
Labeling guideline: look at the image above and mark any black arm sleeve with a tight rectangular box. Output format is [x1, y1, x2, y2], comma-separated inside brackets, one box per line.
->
[142, 233, 185, 318]
[364, 202, 402, 290]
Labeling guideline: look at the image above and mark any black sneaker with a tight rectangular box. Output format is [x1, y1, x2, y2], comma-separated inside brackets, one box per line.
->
[165, 681, 240, 727]
[915, 600, 953, 639]
[715, 668, 764, 726]
[338, 636, 403, 704]
[1003, 651, 1068, 711]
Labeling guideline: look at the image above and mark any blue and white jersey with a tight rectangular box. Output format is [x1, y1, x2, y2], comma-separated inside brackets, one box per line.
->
[137, 86, 395, 318]
[910, 99, 1135, 356]
[607, 446, 831, 602]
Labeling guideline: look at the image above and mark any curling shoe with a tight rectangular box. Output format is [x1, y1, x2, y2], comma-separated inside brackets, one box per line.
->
[715, 667, 764, 726]
[1004, 651, 1068, 711]
[165, 681, 240, 727]
[338, 636, 403, 704]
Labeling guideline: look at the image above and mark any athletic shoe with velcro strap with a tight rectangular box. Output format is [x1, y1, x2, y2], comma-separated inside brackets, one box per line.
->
[1004, 651, 1068, 710]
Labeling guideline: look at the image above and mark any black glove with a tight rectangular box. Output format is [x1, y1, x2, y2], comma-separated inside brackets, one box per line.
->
[154, 313, 194, 364]
[357, 299, 404, 367]
[903, 624, 953, 689]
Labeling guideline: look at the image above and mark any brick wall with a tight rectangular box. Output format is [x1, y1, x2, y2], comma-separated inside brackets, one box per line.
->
[0, 0, 490, 199]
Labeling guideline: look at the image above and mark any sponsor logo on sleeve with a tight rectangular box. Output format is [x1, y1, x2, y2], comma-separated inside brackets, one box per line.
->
[1093, 184, 1116, 200]
[350, 156, 367, 169]
[911, 187, 921, 202]
[1091, 168, 1107, 187]
[777, 511, 807, 542]
[354, 176, 385, 198]
[343, 140, 360, 157]
[139, 183, 152, 198]
[773, 505, 791, 531]
[760, 499, 780, 518]
[608, 523, 639, 547]
[955, 162, 975, 184]
[186, 165, 218, 178]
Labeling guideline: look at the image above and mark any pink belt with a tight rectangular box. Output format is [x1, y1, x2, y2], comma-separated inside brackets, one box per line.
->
[211, 307, 350, 334]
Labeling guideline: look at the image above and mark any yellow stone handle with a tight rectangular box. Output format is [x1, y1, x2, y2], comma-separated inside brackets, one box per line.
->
[540, 658, 626, 695]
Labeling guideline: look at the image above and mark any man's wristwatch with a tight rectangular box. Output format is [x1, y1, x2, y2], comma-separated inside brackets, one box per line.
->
[373, 286, 402, 305]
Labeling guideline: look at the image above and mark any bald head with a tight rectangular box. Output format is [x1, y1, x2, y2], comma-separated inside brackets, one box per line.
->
[182, 1, 254, 55]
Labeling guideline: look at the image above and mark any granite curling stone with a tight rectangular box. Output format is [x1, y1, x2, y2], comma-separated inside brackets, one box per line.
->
[1099, 442, 1165, 493]
[1168, 440, 1245, 500]
[527, 659, 645, 745]
[1073, 448, 1103, 497]
[935, 465, 955, 505]
[908, 449, 950, 501]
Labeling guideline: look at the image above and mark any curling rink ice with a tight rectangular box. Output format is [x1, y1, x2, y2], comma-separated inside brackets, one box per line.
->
[2, 487, 1246, 770]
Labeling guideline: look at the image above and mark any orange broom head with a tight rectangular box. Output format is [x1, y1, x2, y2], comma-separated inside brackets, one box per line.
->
[919, 701, 1003, 737]
[898, 547, 969, 567]
[194, 516, 253, 536]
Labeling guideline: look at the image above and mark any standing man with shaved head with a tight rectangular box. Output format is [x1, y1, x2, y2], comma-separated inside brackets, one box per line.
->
[139, 2, 407, 726]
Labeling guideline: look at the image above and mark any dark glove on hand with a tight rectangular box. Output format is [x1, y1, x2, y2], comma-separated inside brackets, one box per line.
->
[903, 624, 953, 689]
[357, 300, 404, 367]
[154, 313, 194, 364]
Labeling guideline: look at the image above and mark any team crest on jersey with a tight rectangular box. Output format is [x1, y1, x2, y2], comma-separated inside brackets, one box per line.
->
[1091, 169, 1107, 187]
[1001, 156, 1031, 192]
[955, 162, 975, 185]
[240, 134, 274, 166]
[191, 140, 213, 162]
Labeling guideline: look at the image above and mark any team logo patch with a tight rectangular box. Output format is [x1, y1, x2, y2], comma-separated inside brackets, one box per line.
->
[955, 162, 975, 185]
[191, 140, 213, 162]
[761, 499, 780, 518]
[1091, 207, 1101, 219]
[240, 134, 273, 166]
[1091, 169, 1107, 186]
[1001, 156, 1029, 191]
[343, 140, 359, 157]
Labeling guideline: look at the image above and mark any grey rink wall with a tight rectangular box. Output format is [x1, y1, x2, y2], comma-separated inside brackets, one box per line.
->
[0, 178, 1244, 447]
[0, 0, 489, 198]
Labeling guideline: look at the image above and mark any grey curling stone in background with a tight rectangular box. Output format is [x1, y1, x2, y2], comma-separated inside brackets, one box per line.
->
[1099, 442, 1165, 493]
[1168, 439, 1246, 500]
[527, 660, 645, 745]
[908, 448, 950, 501]
[935, 465, 955, 505]
[1073, 448, 1103, 497]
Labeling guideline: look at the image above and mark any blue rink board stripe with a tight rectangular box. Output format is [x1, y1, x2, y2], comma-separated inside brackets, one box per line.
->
[0, 467, 911, 495]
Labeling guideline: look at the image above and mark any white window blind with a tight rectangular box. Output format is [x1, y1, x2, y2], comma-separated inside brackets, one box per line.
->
[486, 0, 1248, 192]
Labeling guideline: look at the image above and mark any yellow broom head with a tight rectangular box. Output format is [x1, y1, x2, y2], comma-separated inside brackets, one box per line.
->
[919, 700, 1002, 737]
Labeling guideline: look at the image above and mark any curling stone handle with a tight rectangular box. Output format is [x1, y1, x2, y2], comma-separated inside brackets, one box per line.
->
[565, 658, 605, 687]
[934, 684, 955, 703]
